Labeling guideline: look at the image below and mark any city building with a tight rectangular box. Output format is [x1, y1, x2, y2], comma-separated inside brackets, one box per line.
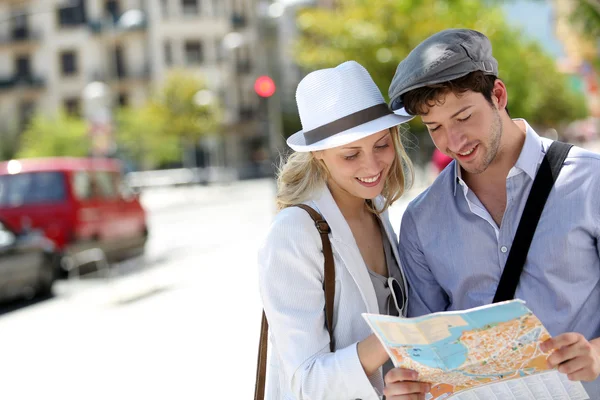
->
[0, 0, 266, 173]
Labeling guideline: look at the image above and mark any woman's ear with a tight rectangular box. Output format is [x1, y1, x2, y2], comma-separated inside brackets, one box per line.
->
[312, 150, 324, 161]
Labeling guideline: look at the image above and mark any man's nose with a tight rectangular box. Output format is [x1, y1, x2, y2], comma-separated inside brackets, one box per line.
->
[446, 126, 468, 152]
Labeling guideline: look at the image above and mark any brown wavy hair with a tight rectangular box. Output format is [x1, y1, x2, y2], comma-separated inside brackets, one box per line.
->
[402, 71, 502, 115]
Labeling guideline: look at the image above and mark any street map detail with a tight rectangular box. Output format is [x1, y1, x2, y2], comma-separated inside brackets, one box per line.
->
[363, 300, 589, 399]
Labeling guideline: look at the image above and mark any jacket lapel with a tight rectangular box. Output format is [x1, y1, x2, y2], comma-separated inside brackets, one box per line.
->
[309, 185, 379, 314]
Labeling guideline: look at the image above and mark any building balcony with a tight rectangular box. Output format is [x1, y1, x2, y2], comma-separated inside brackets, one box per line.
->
[90, 65, 151, 88]
[0, 75, 45, 89]
[0, 75, 45, 98]
[0, 30, 41, 50]
[89, 10, 148, 35]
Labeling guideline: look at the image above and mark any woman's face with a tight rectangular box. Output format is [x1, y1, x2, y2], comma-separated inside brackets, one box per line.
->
[314, 129, 395, 201]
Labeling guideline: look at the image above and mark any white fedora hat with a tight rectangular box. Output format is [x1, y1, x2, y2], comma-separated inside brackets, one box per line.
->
[287, 61, 413, 152]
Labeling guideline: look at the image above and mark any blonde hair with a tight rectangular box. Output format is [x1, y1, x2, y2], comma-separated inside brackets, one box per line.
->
[276, 125, 414, 214]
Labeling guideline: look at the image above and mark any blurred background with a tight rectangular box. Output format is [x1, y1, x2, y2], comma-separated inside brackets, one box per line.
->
[0, 0, 598, 398]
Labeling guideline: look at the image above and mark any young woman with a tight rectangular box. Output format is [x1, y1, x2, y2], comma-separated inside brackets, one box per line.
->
[258, 61, 414, 399]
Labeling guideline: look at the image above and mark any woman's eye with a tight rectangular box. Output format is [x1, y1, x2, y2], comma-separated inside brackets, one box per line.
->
[458, 114, 472, 122]
[344, 154, 358, 161]
[375, 144, 390, 150]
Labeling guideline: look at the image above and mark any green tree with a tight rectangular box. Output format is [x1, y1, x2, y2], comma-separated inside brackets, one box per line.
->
[17, 111, 89, 158]
[0, 119, 22, 161]
[294, 0, 587, 128]
[149, 70, 222, 149]
[564, 0, 600, 41]
[565, 0, 600, 71]
[116, 105, 181, 169]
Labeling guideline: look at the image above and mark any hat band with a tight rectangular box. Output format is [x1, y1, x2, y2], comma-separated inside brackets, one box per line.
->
[304, 103, 392, 145]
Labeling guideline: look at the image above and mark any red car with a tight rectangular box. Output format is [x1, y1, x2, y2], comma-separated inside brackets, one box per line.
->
[0, 157, 148, 275]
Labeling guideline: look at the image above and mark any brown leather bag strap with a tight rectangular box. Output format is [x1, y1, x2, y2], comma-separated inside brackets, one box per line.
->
[254, 312, 269, 400]
[254, 205, 335, 400]
[295, 204, 335, 348]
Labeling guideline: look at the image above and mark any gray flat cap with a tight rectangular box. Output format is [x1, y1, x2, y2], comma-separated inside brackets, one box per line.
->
[389, 29, 498, 113]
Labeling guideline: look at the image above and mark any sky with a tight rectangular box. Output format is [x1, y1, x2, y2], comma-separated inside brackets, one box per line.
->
[503, 0, 565, 58]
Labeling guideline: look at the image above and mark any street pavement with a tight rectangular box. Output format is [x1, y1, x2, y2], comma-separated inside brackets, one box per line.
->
[0, 177, 424, 399]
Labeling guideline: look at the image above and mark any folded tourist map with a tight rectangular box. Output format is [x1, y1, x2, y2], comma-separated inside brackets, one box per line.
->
[363, 300, 589, 399]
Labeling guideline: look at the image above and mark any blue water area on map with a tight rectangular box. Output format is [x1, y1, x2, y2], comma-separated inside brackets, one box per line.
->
[404, 301, 530, 371]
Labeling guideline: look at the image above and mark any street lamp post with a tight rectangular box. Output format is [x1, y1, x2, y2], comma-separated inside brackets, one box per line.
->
[82, 81, 113, 157]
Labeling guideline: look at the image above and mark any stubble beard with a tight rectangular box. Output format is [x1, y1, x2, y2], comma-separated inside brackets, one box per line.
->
[464, 109, 503, 175]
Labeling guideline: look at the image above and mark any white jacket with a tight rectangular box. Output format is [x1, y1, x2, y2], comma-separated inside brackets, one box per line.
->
[258, 185, 408, 400]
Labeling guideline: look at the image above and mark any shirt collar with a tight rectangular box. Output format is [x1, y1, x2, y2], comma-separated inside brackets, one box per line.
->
[452, 119, 544, 196]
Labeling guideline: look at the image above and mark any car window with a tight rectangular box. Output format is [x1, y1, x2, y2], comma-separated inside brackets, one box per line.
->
[0, 172, 66, 206]
[95, 171, 117, 199]
[73, 171, 93, 200]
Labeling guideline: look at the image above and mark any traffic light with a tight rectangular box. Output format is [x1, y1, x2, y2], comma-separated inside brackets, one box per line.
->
[254, 76, 276, 98]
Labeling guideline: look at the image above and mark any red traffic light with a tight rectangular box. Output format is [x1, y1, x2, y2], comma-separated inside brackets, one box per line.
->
[254, 76, 276, 98]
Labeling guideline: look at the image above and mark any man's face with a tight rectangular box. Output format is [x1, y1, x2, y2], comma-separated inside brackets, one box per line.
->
[421, 90, 502, 175]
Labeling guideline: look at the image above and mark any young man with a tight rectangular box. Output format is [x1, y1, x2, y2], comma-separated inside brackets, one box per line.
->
[383, 29, 600, 399]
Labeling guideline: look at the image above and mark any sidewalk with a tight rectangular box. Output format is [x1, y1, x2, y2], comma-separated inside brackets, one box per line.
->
[139, 178, 276, 213]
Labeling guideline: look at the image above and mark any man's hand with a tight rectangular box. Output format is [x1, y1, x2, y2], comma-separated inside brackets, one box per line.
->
[383, 368, 431, 400]
[541, 333, 600, 382]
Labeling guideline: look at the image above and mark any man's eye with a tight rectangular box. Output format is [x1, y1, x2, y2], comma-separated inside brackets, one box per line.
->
[430, 126, 440, 132]
[458, 115, 472, 122]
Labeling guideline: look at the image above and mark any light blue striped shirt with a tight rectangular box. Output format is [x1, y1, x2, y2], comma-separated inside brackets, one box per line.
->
[399, 120, 600, 397]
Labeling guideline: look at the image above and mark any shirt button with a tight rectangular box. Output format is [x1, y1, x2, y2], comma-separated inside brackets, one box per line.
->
[501, 246, 508, 253]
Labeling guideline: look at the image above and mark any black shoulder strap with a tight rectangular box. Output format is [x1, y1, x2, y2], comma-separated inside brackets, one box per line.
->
[493, 141, 573, 303]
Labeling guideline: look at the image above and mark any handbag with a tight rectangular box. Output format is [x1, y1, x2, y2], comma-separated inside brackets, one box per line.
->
[493, 141, 573, 302]
[254, 204, 336, 400]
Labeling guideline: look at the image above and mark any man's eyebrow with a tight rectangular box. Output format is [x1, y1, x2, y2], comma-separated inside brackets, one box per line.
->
[422, 105, 473, 125]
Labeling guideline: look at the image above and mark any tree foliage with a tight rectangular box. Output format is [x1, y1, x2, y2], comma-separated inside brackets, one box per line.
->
[115, 105, 181, 169]
[149, 70, 222, 142]
[17, 111, 88, 158]
[294, 0, 587, 128]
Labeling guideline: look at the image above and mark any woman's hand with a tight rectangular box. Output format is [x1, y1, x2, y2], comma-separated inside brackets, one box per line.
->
[383, 368, 431, 400]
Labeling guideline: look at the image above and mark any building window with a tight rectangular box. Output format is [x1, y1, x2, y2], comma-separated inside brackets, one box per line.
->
[118, 93, 128, 107]
[57, 0, 86, 27]
[11, 12, 29, 39]
[105, 0, 120, 23]
[114, 45, 126, 78]
[182, 0, 199, 15]
[63, 98, 80, 115]
[15, 55, 31, 78]
[60, 51, 78, 76]
[164, 41, 173, 66]
[184, 41, 203, 65]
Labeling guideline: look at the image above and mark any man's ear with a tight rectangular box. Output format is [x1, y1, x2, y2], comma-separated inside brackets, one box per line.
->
[492, 79, 508, 111]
